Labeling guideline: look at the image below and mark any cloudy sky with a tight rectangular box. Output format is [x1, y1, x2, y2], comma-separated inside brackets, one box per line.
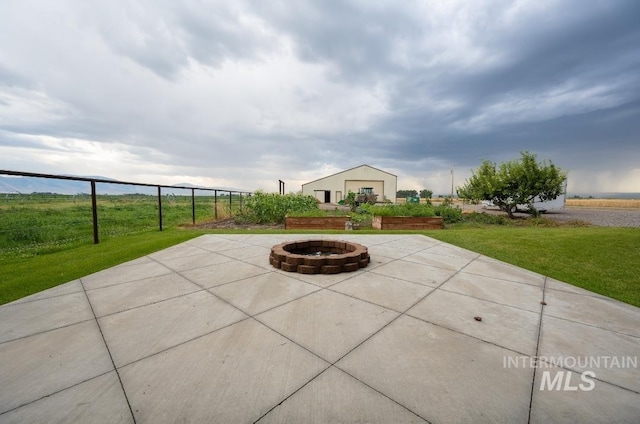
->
[1, 0, 639, 195]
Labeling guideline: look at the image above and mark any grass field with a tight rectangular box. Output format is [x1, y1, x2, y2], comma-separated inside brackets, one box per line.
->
[0, 193, 240, 257]
[565, 198, 640, 208]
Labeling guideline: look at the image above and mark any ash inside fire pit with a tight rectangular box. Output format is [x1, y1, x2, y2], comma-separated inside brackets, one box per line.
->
[270, 240, 370, 274]
[303, 251, 340, 256]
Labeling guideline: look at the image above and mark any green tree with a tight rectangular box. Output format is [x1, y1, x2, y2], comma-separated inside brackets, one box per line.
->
[396, 189, 418, 198]
[419, 189, 433, 199]
[457, 151, 567, 218]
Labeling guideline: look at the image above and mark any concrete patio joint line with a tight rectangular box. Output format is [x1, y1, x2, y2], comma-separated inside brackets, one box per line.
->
[331, 366, 434, 424]
[251, 365, 334, 424]
[459, 269, 544, 288]
[0, 317, 95, 346]
[542, 313, 640, 340]
[254, 364, 432, 424]
[405, 313, 535, 358]
[0, 370, 115, 417]
[95, 287, 206, 319]
[116, 316, 253, 369]
[326, 256, 475, 369]
[437, 286, 542, 315]
[527, 275, 548, 424]
[79, 278, 137, 424]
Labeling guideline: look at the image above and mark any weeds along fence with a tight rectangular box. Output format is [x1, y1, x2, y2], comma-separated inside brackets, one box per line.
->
[0, 170, 251, 255]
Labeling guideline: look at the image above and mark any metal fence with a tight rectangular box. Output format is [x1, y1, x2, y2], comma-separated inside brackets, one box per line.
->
[0, 170, 251, 252]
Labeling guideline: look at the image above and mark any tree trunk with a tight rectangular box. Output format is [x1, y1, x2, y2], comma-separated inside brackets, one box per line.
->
[498, 204, 515, 219]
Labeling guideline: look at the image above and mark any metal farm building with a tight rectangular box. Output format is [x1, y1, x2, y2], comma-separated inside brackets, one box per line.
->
[301, 164, 397, 204]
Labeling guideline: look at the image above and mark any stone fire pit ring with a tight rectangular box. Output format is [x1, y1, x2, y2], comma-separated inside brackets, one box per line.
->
[270, 239, 370, 274]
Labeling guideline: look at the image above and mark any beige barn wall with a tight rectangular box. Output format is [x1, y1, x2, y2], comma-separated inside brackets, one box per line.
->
[302, 165, 397, 203]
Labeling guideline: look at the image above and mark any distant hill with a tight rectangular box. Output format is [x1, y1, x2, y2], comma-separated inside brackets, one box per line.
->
[0, 175, 151, 195]
[0, 175, 249, 195]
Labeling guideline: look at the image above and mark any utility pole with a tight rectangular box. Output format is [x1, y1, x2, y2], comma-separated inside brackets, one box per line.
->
[450, 167, 454, 198]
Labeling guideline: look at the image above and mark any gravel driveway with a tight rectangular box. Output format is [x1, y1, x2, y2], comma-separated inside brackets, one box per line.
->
[543, 207, 640, 227]
[461, 204, 640, 227]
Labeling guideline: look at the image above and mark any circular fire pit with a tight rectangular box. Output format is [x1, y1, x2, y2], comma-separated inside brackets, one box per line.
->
[270, 240, 370, 274]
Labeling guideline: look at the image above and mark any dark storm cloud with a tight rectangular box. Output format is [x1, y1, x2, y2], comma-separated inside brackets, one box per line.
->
[348, 0, 640, 177]
[254, 0, 421, 80]
[86, 2, 281, 79]
[0, 0, 638, 192]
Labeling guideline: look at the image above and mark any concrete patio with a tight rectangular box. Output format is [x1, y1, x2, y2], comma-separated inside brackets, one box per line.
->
[1, 234, 639, 423]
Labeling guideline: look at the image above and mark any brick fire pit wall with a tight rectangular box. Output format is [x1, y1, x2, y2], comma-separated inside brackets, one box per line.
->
[270, 240, 370, 274]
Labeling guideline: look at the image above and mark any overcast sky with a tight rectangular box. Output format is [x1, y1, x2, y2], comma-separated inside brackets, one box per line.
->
[1, 0, 639, 195]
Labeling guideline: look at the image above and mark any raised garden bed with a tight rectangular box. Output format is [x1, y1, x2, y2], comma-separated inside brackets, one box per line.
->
[285, 216, 351, 230]
[372, 215, 444, 230]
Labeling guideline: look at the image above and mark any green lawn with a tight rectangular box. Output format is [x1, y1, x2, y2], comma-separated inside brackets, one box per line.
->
[0, 229, 207, 305]
[0, 193, 240, 253]
[1, 226, 639, 308]
[425, 227, 640, 307]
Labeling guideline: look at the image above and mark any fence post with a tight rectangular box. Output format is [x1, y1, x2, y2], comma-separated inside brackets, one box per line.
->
[157, 186, 163, 231]
[229, 191, 232, 215]
[191, 188, 196, 225]
[91, 180, 99, 244]
[214, 190, 218, 220]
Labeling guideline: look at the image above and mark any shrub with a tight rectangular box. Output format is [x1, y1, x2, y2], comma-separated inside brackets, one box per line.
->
[344, 191, 357, 211]
[236, 191, 318, 224]
[434, 205, 463, 223]
[371, 203, 436, 217]
[462, 212, 509, 225]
